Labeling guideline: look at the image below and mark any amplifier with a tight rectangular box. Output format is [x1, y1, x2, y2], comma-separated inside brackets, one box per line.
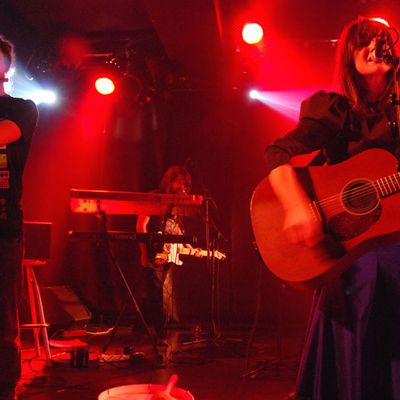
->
[24, 221, 52, 260]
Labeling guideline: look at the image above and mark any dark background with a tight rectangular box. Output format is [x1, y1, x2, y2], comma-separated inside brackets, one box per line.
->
[2, 0, 399, 330]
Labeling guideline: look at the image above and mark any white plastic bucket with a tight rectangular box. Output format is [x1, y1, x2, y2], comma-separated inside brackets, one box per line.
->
[98, 383, 195, 400]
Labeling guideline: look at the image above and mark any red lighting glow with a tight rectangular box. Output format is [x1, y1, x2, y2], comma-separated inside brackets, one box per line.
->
[242, 23, 264, 45]
[95, 77, 115, 95]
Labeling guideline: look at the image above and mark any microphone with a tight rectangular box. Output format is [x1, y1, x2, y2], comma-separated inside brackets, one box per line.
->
[371, 31, 389, 62]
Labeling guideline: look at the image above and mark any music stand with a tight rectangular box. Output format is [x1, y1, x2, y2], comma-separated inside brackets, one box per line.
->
[170, 195, 228, 356]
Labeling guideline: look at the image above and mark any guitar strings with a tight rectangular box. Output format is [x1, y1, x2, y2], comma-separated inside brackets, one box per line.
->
[313, 174, 400, 214]
[315, 173, 400, 207]
[316, 185, 379, 209]
[315, 187, 396, 215]
[317, 184, 377, 207]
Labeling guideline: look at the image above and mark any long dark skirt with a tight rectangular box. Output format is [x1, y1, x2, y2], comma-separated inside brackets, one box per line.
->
[295, 244, 400, 400]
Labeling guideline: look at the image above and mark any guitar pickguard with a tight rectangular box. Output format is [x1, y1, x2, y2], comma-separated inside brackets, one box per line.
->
[327, 205, 382, 241]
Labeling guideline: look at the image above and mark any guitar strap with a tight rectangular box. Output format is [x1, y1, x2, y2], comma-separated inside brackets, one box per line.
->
[307, 150, 327, 166]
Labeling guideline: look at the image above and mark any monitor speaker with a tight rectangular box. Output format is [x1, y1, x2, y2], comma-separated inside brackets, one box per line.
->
[40, 285, 92, 330]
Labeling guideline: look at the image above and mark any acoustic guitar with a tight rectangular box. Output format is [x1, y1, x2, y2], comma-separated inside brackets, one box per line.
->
[250, 148, 400, 289]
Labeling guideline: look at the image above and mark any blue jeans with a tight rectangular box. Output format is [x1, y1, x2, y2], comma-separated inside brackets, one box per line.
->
[0, 237, 23, 387]
[141, 264, 171, 336]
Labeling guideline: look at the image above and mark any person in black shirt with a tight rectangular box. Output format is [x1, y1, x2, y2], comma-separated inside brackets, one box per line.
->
[136, 166, 200, 337]
[0, 36, 38, 400]
[265, 18, 400, 399]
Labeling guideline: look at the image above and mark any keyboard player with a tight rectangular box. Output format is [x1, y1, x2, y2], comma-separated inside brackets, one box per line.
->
[136, 166, 201, 338]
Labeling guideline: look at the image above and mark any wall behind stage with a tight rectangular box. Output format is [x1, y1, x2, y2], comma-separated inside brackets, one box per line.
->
[21, 87, 233, 322]
[229, 98, 313, 329]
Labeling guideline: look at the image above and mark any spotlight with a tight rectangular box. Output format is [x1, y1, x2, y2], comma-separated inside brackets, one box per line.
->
[95, 77, 115, 95]
[4, 67, 15, 93]
[248, 89, 261, 100]
[370, 17, 390, 27]
[30, 90, 57, 105]
[242, 23, 264, 45]
[248, 89, 318, 121]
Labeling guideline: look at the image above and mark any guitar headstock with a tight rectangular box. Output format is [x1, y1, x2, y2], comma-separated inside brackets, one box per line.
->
[214, 251, 227, 260]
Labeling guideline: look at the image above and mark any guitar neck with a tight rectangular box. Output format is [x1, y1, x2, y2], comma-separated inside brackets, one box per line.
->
[178, 248, 225, 260]
[374, 172, 400, 198]
[179, 248, 207, 257]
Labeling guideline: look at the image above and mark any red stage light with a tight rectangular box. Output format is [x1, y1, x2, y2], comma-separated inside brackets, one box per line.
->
[370, 17, 390, 27]
[95, 77, 115, 95]
[242, 23, 264, 45]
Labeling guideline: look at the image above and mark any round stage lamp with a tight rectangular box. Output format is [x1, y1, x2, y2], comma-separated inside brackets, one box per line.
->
[95, 77, 115, 95]
[242, 23, 264, 45]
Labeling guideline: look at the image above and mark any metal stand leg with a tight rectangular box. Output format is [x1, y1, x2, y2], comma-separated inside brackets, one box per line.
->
[21, 261, 52, 366]
[99, 210, 160, 358]
[241, 243, 285, 379]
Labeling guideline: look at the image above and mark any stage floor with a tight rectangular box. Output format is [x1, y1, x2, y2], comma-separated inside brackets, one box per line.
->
[19, 324, 301, 399]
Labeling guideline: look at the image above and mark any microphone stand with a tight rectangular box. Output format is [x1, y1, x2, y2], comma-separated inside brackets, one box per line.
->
[202, 191, 229, 345]
[183, 161, 229, 348]
[204, 194, 220, 343]
[96, 202, 161, 362]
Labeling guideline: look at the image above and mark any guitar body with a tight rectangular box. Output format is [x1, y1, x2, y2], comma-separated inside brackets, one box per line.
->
[250, 149, 400, 289]
[154, 243, 184, 266]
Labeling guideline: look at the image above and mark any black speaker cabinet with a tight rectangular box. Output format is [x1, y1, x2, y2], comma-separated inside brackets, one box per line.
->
[40, 286, 92, 330]
[24, 221, 52, 260]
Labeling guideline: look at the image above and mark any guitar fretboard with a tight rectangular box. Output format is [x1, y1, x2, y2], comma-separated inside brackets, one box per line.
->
[374, 172, 400, 198]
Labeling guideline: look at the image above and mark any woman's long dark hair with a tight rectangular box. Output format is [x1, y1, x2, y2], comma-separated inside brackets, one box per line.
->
[159, 166, 191, 194]
[336, 17, 396, 115]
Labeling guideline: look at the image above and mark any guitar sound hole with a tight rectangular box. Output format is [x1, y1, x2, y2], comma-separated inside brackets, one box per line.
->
[342, 179, 379, 215]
